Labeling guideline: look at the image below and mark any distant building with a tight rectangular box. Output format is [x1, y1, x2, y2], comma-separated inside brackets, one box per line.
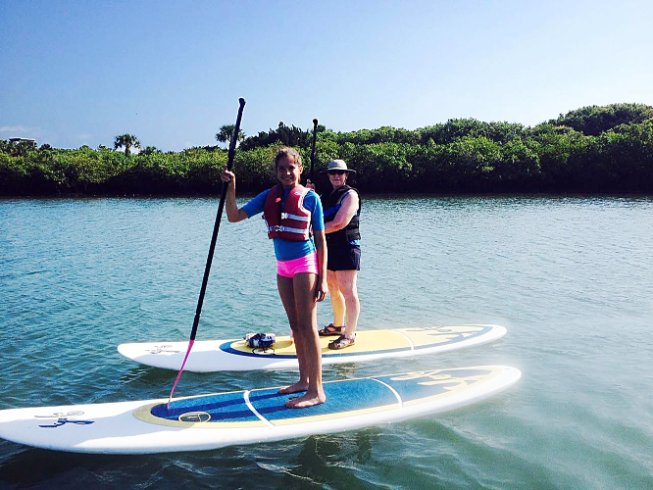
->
[9, 137, 37, 147]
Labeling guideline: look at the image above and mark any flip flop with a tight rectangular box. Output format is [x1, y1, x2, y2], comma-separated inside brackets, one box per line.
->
[318, 323, 343, 336]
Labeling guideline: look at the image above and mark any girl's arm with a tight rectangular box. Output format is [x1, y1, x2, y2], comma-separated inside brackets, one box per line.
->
[221, 169, 248, 223]
[313, 229, 328, 302]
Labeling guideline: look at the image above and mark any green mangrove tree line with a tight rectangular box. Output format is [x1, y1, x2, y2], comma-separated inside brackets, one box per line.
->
[2, 103, 653, 196]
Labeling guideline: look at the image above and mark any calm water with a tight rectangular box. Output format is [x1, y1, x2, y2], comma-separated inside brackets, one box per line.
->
[1, 195, 652, 489]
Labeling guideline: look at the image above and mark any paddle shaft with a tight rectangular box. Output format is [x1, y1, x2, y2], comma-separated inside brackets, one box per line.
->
[310, 118, 318, 182]
[169, 97, 245, 403]
[190, 98, 245, 340]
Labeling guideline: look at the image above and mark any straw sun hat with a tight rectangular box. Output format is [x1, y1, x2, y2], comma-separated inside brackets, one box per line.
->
[322, 159, 356, 174]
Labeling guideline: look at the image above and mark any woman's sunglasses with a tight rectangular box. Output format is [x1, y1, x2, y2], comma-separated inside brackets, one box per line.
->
[328, 170, 346, 175]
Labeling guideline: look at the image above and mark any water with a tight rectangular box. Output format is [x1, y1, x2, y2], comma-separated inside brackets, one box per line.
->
[1, 195, 652, 489]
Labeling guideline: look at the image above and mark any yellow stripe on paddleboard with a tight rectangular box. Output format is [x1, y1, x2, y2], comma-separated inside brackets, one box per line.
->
[229, 325, 494, 357]
[230, 330, 414, 357]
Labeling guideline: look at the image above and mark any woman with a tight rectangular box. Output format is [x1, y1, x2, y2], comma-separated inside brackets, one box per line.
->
[317, 159, 361, 350]
[221, 147, 328, 408]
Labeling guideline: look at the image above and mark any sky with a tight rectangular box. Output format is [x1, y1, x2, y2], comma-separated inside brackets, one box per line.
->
[2, 0, 653, 151]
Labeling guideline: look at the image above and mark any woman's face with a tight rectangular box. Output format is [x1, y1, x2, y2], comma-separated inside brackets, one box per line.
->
[276, 155, 303, 187]
[328, 170, 347, 188]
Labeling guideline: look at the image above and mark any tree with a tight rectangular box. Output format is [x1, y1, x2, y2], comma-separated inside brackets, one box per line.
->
[419, 118, 487, 145]
[329, 126, 419, 145]
[215, 124, 245, 147]
[551, 103, 653, 136]
[140, 146, 162, 156]
[113, 134, 141, 156]
[240, 122, 312, 150]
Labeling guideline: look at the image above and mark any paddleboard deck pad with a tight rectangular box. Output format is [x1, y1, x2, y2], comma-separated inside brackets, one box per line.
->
[117, 324, 507, 372]
[0, 365, 520, 454]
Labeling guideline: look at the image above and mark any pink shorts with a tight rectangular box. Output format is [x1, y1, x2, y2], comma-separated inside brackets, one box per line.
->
[277, 252, 319, 278]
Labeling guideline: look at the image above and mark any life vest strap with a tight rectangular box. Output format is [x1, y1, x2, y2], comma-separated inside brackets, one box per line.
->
[280, 212, 310, 222]
[268, 225, 309, 236]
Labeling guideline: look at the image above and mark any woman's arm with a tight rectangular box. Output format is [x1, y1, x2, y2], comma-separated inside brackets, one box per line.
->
[324, 190, 359, 234]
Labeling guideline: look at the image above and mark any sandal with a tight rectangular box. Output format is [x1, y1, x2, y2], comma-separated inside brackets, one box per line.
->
[318, 323, 344, 336]
[328, 334, 355, 350]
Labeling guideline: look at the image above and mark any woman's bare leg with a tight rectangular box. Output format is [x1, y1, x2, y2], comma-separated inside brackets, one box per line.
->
[335, 270, 360, 338]
[327, 270, 346, 327]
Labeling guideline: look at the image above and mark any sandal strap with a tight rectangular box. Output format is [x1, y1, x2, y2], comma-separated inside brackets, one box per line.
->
[328, 334, 355, 349]
[319, 324, 344, 336]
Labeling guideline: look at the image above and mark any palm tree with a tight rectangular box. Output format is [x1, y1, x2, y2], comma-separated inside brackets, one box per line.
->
[113, 134, 141, 156]
[215, 124, 245, 147]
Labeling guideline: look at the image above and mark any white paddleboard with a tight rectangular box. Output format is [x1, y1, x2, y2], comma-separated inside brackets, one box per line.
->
[117, 324, 507, 372]
[0, 365, 521, 454]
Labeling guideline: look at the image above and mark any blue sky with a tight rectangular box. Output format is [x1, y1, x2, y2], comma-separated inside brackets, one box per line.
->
[2, 0, 652, 151]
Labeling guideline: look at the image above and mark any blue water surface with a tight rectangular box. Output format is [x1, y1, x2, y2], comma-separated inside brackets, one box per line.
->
[1, 195, 652, 489]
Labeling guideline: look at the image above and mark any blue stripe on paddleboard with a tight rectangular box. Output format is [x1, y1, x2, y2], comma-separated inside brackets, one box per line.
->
[151, 379, 399, 423]
[151, 392, 260, 423]
[217, 342, 407, 358]
[218, 325, 494, 358]
[149, 369, 494, 424]
[252, 379, 398, 421]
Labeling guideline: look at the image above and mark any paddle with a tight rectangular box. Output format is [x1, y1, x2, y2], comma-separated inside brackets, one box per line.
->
[168, 97, 246, 404]
[309, 118, 318, 183]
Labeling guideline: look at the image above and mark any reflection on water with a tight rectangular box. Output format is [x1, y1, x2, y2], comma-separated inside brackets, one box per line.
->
[291, 432, 376, 482]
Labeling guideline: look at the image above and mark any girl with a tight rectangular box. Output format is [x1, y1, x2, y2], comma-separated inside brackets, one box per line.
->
[221, 147, 327, 408]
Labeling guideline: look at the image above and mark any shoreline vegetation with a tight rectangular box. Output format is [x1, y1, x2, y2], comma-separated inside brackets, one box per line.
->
[2, 103, 653, 196]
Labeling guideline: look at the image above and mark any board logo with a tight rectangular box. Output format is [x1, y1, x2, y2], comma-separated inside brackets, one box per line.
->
[421, 325, 482, 342]
[146, 344, 182, 354]
[391, 368, 490, 388]
[34, 410, 95, 428]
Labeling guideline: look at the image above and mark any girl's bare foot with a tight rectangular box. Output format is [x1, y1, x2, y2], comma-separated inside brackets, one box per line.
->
[278, 381, 308, 394]
[284, 391, 326, 408]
